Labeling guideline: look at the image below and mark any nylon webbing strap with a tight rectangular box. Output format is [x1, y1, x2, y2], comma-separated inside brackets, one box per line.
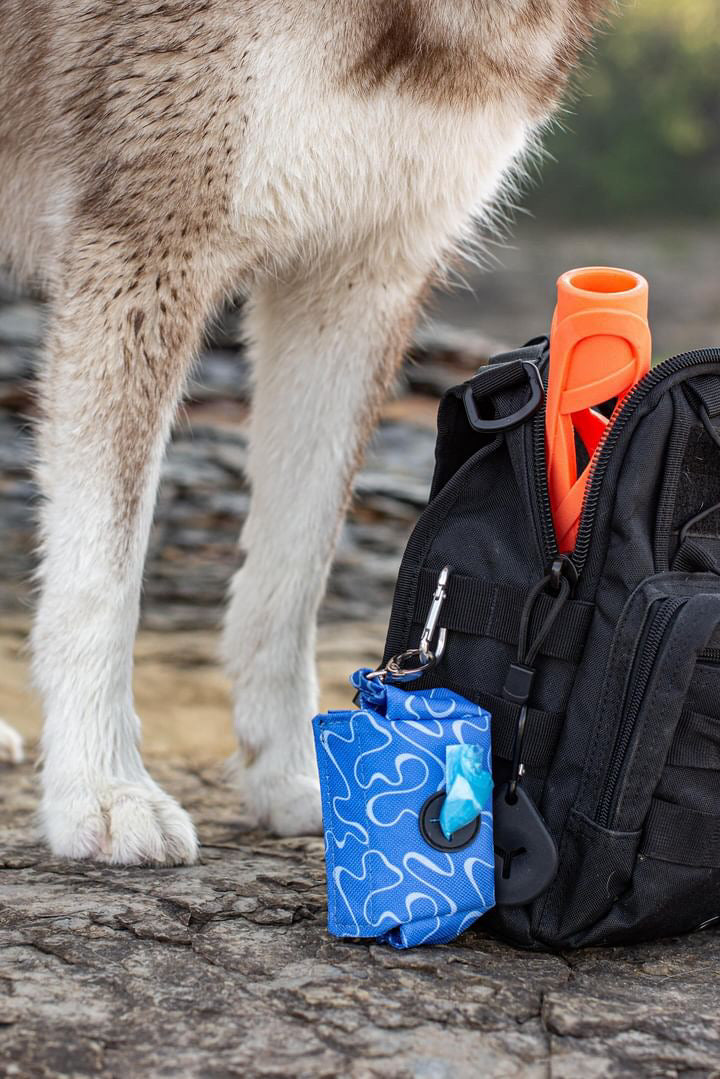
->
[413, 568, 593, 664]
[667, 709, 720, 770]
[449, 341, 548, 403]
[641, 798, 720, 868]
[394, 666, 563, 770]
[689, 374, 720, 418]
[481, 697, 564, 768]
[465, 359, 528, 398]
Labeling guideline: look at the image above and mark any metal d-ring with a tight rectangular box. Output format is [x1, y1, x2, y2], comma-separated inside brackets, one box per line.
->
[464, 360, 544, 434]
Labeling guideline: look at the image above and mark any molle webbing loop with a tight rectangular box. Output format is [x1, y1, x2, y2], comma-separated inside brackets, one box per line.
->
[412, 569, 593, 666]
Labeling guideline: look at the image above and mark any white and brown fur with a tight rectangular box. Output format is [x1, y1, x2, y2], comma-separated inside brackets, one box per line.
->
[0, 1, 606, 864]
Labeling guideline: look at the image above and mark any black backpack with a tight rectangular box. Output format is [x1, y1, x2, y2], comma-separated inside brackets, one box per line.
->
[381, 337, 720, 949]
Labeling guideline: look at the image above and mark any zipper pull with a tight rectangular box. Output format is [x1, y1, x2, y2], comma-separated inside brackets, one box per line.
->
[503, 663, 535, 708]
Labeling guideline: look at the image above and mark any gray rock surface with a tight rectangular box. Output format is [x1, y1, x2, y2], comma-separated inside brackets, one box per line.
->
[1, 759, 719, 1078]
[0, 279, 483, 631]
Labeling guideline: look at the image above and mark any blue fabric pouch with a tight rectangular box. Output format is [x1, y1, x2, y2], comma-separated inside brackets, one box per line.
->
[312, 670, 495, 949]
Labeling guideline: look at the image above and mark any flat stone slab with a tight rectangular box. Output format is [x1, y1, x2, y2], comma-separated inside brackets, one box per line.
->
[1, 760, 719, 1078]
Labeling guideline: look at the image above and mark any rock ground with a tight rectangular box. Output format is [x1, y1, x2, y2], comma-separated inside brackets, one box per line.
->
[2, 756, 720, 1078]
[2, 226, 720, 1076]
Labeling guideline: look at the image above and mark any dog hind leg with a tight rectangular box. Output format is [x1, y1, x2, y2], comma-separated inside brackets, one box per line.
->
[34, 229, 226, 864]
[223, 258, 427, 836]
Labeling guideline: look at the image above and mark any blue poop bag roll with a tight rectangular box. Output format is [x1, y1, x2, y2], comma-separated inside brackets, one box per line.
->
[312, 670, 494, 949]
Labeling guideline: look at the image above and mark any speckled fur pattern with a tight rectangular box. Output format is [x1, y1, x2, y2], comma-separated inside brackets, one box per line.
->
[0, 1, 606, 864]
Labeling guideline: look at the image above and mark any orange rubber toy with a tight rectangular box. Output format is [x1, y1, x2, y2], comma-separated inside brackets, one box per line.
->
[546, 267, 652, 552]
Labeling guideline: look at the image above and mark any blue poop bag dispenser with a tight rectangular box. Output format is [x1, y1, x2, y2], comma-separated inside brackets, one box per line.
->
[312, 568, 496, 949]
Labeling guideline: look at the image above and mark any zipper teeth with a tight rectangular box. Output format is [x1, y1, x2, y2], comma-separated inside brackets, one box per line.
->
[530, 349, 559, 565]
[596, 597, 685, 828]
[572, 348, 720, 576]
[533, 401, 558, 563]
[699, 647, 720, 665]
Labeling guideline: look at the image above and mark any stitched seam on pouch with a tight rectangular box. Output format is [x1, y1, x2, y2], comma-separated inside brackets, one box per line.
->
[355, 714, 376, 934]
[319, 719, 353, 934]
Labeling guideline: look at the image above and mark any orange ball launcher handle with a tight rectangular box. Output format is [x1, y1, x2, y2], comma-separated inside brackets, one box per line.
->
[546, 268, 652, 552]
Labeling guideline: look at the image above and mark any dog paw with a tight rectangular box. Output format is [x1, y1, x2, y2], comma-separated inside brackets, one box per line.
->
[0, 719, 23, 765]
[233, 759, 323, 837]
[41, 779, 198, 866]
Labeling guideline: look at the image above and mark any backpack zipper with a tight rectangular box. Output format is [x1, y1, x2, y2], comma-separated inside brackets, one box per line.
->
[524, 349, 720, 831]
[531, 393, 559, 567]
[570, 348, 720, 577]
[595, 596, 686, 829]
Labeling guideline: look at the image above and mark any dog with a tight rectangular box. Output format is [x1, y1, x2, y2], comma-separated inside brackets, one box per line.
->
[0, 1, 606, 864]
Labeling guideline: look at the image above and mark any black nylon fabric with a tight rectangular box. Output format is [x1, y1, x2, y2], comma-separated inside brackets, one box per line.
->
[381, 340, 720, 949]
[411, 568, 594, 664]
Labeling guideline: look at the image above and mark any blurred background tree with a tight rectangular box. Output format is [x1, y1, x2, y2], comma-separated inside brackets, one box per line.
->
[527, 0, 720, 222]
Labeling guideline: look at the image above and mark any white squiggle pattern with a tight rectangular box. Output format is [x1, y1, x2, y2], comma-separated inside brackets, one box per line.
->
[366, 754, 429, 827]
[334, 850, 404, 934]
[353, 713, 394, 788]
[403, 851, 459, 915]
[313, 672, 495, 949]
[452, 715, 490, 740]
[406, 696, 458, 721]
[320, 719, 370, 848]
[393, 721, 447, 773]
[463, 856, 496, 907]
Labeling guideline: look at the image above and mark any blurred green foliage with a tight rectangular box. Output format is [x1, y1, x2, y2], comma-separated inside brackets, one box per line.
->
[527, 0, 720, 222]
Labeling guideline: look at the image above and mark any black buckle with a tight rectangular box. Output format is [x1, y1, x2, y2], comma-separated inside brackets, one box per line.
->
[463, 360, 544, 434]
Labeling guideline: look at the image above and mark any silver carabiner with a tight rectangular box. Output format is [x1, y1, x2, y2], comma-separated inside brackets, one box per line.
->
[368, 567, 451, 683]
[419, 565, 450, 665]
